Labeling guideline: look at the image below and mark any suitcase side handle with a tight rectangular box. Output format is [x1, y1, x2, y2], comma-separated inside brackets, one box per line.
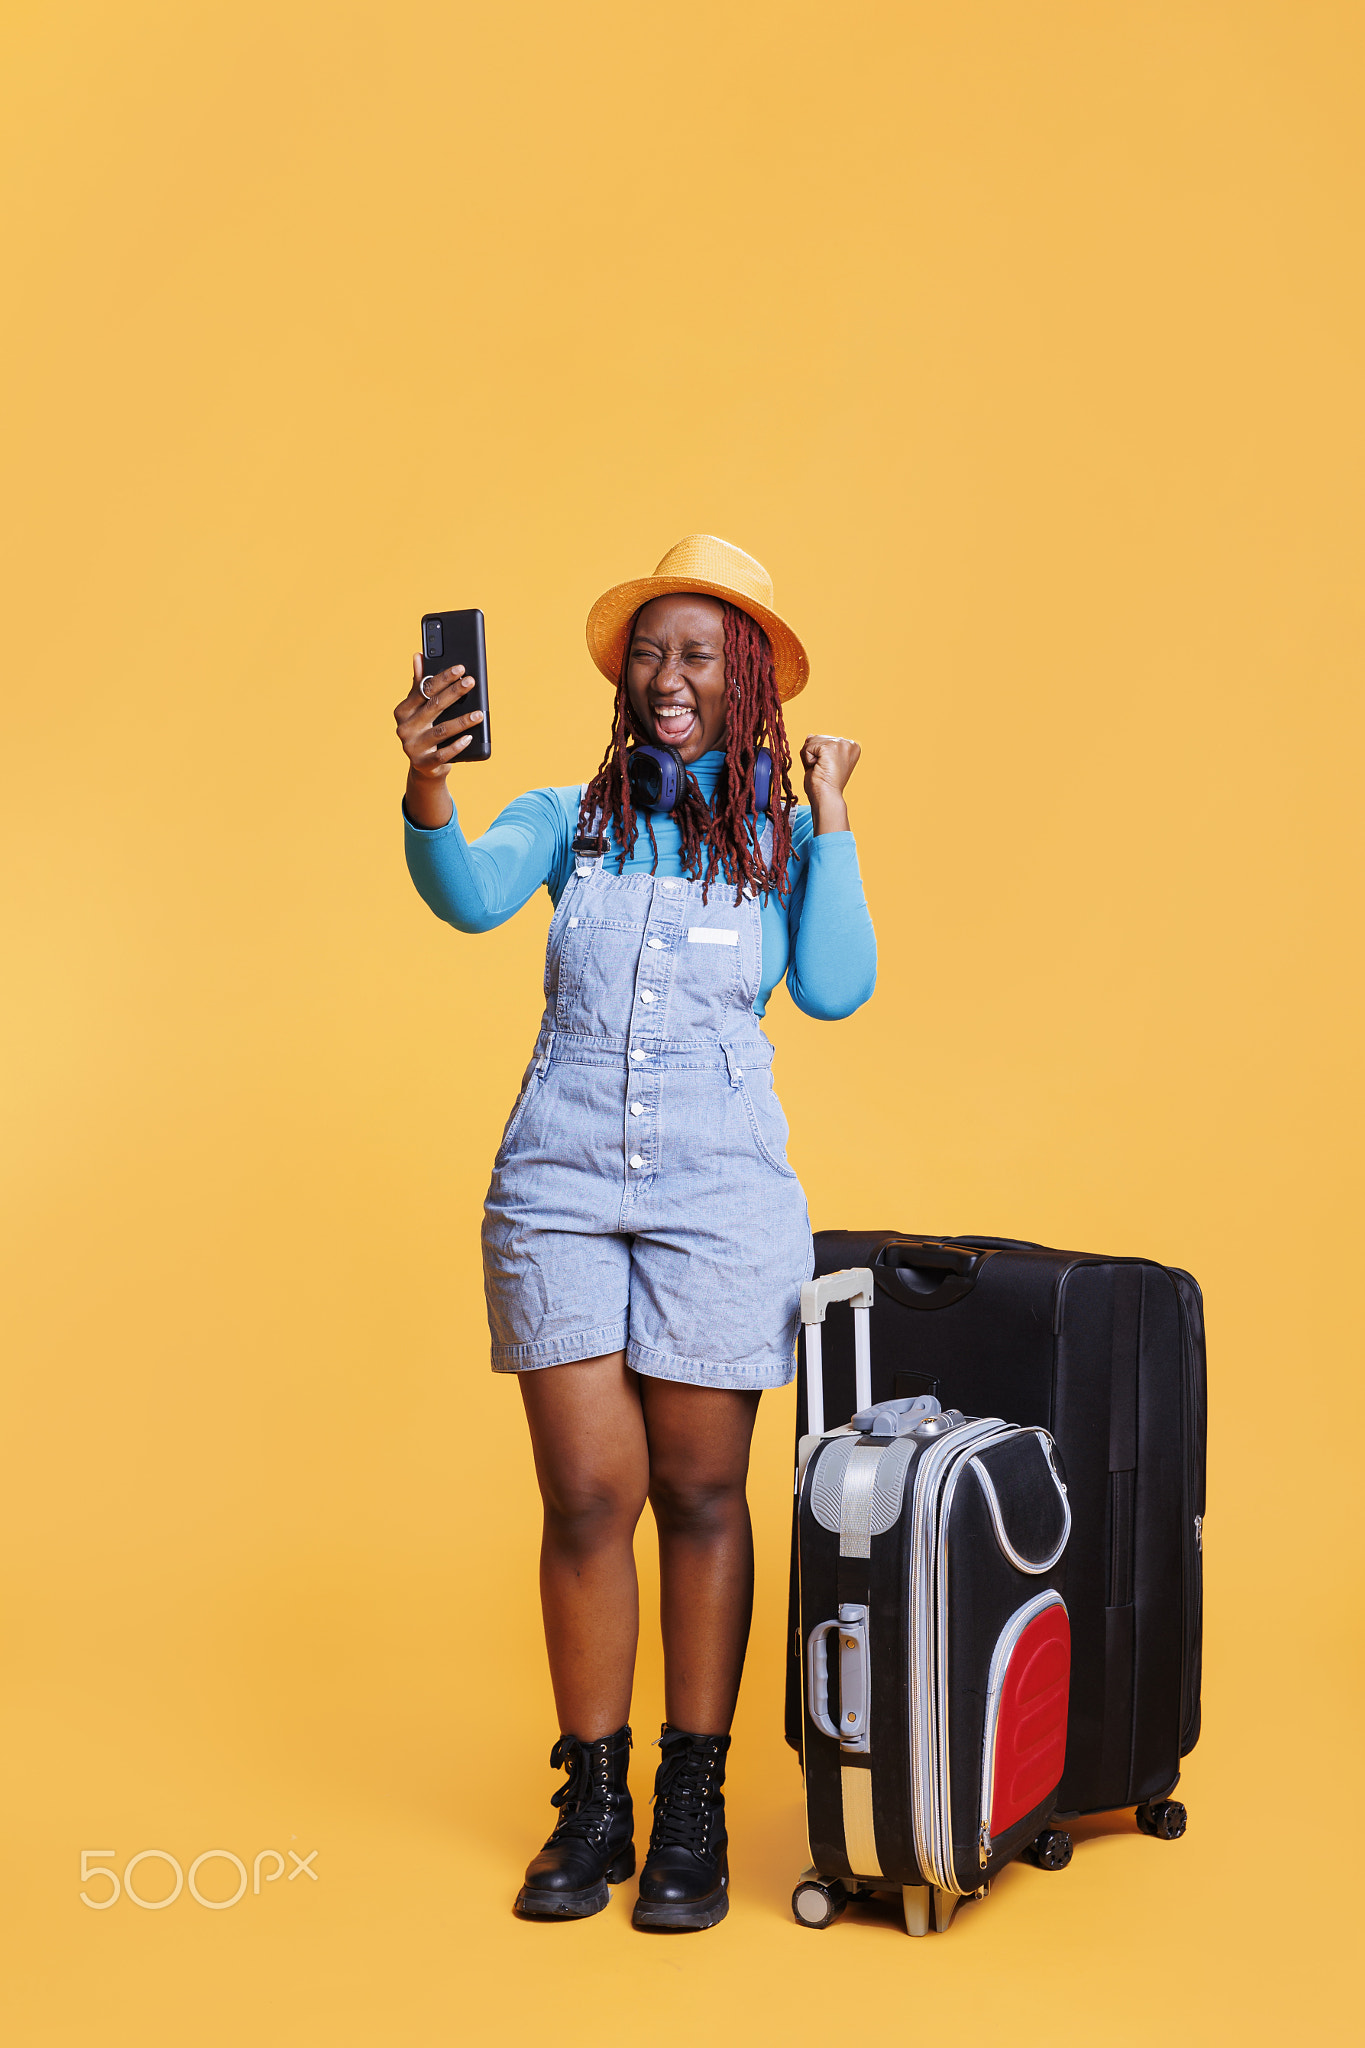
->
[805, 1603, 870, 1753]
[800, 1268, 875, 1437]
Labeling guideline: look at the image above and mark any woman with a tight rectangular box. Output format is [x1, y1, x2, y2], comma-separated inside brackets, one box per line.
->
[394, 536, 875, 1931]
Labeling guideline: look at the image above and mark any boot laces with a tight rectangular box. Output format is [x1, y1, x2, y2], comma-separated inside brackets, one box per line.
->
[545, 1736, 618, 1848]
[649, 1738, 723, 1855]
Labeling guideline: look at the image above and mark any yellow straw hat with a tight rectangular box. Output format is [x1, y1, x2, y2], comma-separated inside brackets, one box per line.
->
[585, 534, 809, 702]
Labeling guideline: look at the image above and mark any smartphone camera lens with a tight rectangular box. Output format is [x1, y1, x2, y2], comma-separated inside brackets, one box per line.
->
[422, 619, 443, 661]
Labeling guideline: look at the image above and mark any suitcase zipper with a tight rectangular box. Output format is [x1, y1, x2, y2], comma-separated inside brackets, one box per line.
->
[907, 1419, 1014, 1894]
[1169, 1270, 1207, 1755]
[969, 1436, 1070, 1574]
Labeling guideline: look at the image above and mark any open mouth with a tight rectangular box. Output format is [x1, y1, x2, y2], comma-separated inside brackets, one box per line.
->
[651, 701, 698, 746]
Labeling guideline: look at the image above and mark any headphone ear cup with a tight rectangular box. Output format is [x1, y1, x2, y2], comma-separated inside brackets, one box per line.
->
[752, 747, 773, 814]
[627, 743, 688, 813]
[627, 748, 661, 810]
[659, 745, 685, 813]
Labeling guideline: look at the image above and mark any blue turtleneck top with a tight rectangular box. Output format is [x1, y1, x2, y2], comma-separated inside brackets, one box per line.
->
[403, 751, 876, 1020]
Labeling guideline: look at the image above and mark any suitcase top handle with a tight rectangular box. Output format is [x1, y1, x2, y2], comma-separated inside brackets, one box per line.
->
[873, 1240, 989, 1312]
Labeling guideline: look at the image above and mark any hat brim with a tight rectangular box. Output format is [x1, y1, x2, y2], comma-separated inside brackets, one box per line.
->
[585, 577, 809, 702]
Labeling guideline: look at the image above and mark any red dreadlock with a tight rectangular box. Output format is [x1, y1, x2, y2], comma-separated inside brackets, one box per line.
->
[575, 603, 798, 904]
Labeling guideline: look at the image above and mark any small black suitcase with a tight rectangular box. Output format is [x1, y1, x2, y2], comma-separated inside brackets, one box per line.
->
[786, 1233, 1206, 1832]
[791, 1269, 1075, 1937]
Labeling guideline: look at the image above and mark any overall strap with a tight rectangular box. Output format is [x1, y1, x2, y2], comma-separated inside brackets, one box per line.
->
[741, 811, 775, 898]
[571, 781, 606, 868]
[534, 1018, 557, 1075]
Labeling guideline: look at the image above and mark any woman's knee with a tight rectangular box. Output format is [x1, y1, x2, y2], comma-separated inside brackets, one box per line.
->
[540, 1468, 646, 1555]
[648, 1468, 749, 1542]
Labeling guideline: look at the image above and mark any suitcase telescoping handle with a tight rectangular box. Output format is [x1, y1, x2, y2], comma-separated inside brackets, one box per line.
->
[799, 1268, 874, 1437]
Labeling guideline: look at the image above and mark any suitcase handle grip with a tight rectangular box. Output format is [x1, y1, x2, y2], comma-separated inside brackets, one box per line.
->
[873, 1241, 986, 1312]
[800, 1269, 875, 1321]
[805, 1604, 870, 1752]
[805, 1621, 842, 1741]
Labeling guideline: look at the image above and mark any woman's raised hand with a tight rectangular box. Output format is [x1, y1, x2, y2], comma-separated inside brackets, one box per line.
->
[799, 733, 860, 836]
[394, 652, 483, 828]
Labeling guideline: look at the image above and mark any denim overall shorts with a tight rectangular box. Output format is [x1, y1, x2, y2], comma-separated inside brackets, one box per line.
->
[481, 823, 814, 1389]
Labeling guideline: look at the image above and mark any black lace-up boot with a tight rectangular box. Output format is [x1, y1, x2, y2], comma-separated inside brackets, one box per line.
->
[514, 1725, 634, 1919]
[631, 1724, 731, 1931]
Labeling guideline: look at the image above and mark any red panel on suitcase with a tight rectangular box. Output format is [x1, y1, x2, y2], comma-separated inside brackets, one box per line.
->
[989, 1607, 1072, 1836]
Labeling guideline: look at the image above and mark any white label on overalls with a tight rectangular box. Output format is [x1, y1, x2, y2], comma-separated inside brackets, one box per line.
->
[687, 928, 739, 946]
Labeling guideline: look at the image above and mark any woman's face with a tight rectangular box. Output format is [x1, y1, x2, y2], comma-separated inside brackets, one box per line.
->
[625, 593, 729, 763]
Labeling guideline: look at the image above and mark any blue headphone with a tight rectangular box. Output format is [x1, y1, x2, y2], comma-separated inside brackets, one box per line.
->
[627, 744, 773, 816]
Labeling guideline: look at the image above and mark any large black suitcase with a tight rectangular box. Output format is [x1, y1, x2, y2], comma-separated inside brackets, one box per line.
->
[791, 1269, 1075, 1937]
[786, 1233, 1206, 1828]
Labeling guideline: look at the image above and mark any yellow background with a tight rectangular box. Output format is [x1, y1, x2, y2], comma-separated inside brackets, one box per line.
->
[2, 1, 1361, 2040]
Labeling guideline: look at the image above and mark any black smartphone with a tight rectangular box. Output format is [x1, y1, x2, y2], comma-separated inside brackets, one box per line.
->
[419, 608, 491, 763]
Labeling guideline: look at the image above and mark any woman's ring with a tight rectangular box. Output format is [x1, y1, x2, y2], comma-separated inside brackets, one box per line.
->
[419, 676, 433, 701]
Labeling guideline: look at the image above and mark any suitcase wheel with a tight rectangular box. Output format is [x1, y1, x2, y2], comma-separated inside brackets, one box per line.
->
[1135, 1799, 1188, 1841]
[792, 1874, 847, 1929]
[1020, 1827, 1074, 1871]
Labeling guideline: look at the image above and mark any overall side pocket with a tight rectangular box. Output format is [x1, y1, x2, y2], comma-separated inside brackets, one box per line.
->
[493, 1063, 541, 1165]
[738, 1066, 800, 1179]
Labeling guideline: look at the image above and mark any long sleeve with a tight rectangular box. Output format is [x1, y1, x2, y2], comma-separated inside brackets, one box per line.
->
[402, 775, 878, 1022]
[403, 787, 574, 933]
[784, 817, 877, 1021]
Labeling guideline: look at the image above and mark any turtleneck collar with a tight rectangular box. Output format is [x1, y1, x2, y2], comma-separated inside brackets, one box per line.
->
[686, 750, 727, 796]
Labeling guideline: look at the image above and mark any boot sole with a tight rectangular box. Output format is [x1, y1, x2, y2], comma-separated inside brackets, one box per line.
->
[514, 1847, 635, 1921]
[631, 1883, 729, 1933]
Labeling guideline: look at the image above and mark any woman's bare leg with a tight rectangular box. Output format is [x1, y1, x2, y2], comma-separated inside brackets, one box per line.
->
[518, 1353, 650, 1738]
[638, 1378, 762, 1733]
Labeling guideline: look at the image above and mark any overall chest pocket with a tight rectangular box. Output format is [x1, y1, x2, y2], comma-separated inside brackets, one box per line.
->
[553, 914, 646, 1033]
[664, 919, 747, 1033]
